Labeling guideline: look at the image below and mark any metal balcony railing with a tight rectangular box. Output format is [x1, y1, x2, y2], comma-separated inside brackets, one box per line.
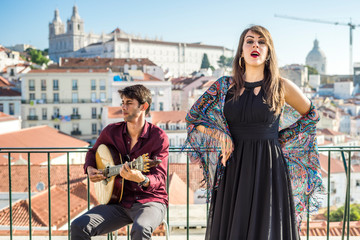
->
[27, 115, 38, 121]
[70, 114, 81, 120]
[0, 146, 359, 240]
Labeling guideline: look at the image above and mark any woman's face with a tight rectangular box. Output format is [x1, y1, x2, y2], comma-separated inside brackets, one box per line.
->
[240, 30, 269, 68]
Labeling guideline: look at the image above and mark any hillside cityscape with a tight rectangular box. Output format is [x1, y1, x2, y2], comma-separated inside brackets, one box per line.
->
[1, 5, 360, 239]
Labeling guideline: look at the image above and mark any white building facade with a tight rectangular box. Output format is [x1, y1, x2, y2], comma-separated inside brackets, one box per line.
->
[48, 6, 233, 77]
[21, 69, 113, 142]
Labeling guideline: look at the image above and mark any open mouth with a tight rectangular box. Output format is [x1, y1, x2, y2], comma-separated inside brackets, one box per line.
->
[251, 51, 260, 57]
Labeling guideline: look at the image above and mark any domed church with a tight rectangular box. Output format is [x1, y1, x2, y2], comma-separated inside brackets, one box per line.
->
[305, 39, 327, 74]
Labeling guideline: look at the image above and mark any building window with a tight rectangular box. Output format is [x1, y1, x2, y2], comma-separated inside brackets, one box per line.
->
[9, 103, 14, 115]
[91, 92, 96, 102]
[41, 80, 46, 91]
[356, 180, 360, 187]
[92, 123, 97, 135]
[151, 104, 155, 111]
[53, 107, 60, 118]
[92, 107, 97, 119]
[53, 79, 59, 90]
[41, 93, 46, 103]
[72, 80, 78, 90]
[42, 108, 47, 120]
[29, 80, 35, 91]
[54, 124, 60, 130]
[29, 93, 35, 101]
[29, 108, 35, 117]
[100, 92, 106, 102]
[72, 93, 78, 103]
[73, 107, 79, 115]
[91, 79, 96, 90]
[53, 93, 59, 103]
[158, 90, 164, 96]
[159, 102, 164, 111]
[0, 103, 3, 112]
[100, 79, 106, 90]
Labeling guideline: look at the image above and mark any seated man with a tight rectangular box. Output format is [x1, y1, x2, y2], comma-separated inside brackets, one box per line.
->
[71, 84, 169, 240]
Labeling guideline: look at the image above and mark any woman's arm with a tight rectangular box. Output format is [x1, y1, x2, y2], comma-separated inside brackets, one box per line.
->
[283, 78, 311, 115]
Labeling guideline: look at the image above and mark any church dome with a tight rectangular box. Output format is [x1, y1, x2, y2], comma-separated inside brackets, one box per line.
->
[306, 39, 327, 74]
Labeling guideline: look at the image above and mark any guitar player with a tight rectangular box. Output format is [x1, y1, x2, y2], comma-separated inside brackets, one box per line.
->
[71, 84, 169, 240]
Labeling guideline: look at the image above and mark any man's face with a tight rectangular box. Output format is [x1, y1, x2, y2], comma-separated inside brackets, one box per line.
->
[121, 96, 142, 122]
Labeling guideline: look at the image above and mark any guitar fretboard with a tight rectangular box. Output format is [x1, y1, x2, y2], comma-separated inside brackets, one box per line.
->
[105, 158, 144, 178]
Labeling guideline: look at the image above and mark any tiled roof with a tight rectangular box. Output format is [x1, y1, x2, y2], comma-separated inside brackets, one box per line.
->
[28, 68, 110, 73]
[0, 199, 46, 227]
[151, 111, 187, 125]
[0, 185, 89, 229]
[170, 77, 187, 85]
[0, 87, 21, 97]
[299, 221, 360, 236]
[0, 164, 86, 192]
[168, 172, 194, 204]
[0, 76, 14, 87]
[200, 80, 215, 89]
[0, 126, 89, 165]
[107, 106, 124, 119]
[0, 112, 17, 122]
[135, 73, 162, 82]
[59, 57, 157, 68]
[169, 163, 203, 191]
[318, 128, 344, 136]
[318, 153, 345, 175]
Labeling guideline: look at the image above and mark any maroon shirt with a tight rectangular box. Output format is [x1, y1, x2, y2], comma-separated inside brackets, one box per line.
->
[84, 121, 169, 208]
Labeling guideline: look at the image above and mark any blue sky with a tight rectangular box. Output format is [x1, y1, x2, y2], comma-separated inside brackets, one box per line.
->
[1, 0, 360, 75]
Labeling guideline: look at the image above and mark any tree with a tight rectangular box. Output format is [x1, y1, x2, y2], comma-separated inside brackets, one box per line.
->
[28, 49, 49, 65]
[201, 53, 210, 69]
[218, 55, 227, 68]
[325, 204, 360, 222]
[306, 65, 318, 75]
[217, 55, 234, 69]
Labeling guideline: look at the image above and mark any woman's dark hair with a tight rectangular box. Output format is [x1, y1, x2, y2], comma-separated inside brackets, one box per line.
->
[232, 25, 285, 115]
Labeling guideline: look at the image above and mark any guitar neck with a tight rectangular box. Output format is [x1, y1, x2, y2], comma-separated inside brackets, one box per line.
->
[105, 161, 138, 178]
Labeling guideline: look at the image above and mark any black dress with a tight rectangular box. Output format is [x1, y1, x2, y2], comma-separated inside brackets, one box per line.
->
[206, 80, 300, 240]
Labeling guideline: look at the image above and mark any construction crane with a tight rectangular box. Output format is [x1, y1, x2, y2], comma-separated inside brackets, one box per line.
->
[275, 14, 360, 74]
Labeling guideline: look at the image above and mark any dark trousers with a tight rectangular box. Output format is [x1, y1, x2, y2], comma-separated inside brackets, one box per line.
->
[71, 202, 166, 240]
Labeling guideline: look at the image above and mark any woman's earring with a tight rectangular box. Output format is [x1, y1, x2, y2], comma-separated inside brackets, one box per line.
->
[239, 57, 244, 69]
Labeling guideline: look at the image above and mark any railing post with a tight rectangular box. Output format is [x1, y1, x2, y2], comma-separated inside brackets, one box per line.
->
[307, 196, 310, 240]
[187, 154, 190, 240]
[48, 152, 52, 240]
[347, 151, 351, 240]
[327, 151, 331, 240]
[8, 153, 12, 240]
[67, 152, 71, 240]
[28, 152, 32, 240]
[167, 152, 170, 226]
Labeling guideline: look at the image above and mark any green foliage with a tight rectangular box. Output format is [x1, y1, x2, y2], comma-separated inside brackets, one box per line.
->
[28, 49, 49, 65]
[306, 65, 318, 75]
[201, 53, 210, 69]
[217, 55, 233, 69]
[325, 204, 360, 222]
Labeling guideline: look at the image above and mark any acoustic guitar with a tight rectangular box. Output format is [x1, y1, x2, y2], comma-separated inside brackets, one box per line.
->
[94, 144, 161, 205]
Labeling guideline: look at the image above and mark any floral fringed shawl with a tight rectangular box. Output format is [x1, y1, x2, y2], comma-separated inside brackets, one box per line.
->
[184, 76, 325, 228]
